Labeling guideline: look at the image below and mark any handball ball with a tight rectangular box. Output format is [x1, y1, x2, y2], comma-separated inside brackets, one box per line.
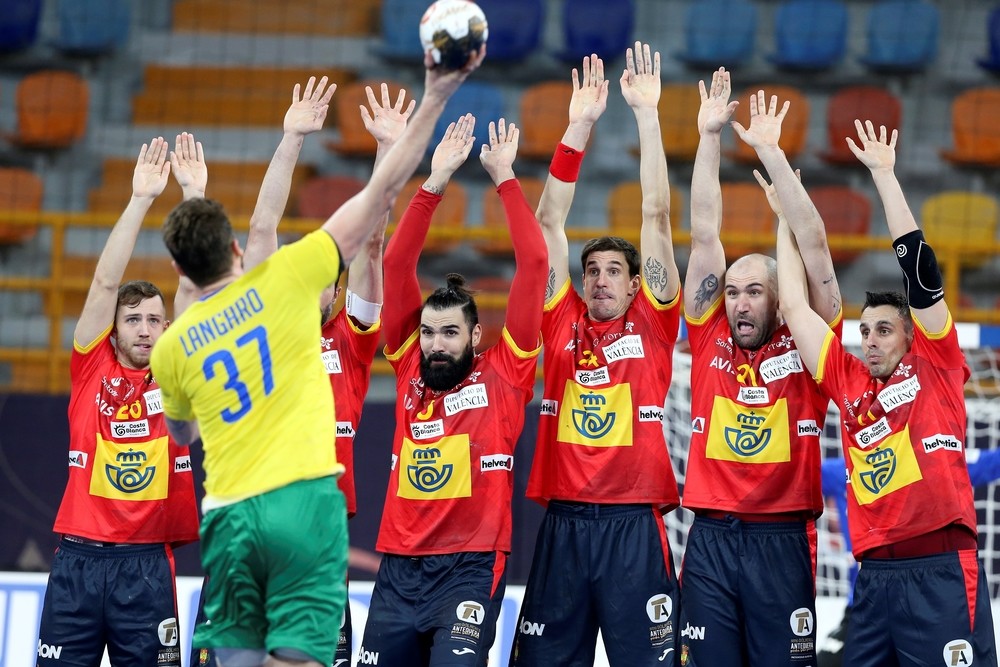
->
[419, 0, 488, 70]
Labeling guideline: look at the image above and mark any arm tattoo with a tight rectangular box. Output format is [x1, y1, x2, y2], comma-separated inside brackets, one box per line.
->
[643, 257, 668, 293]
[545, 267, 556, 300]
[694, 273, 720, 310]
[422, 183, 444, 195]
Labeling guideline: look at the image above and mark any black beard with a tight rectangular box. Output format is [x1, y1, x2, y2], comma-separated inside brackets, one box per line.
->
[420, 346, 475, 392]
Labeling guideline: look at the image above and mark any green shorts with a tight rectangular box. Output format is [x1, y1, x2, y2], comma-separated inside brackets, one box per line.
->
[194, 476, 348, 664]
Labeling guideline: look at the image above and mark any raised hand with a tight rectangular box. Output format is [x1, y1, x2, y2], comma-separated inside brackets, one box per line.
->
[698, 67, 739, 135]
[731, 89, 789, 151]
[620, 41, 660, 110]
[430, 113, 477, 177]
[361, 83, 416, 147]
[170, 132, 207, 200]
[133, 137, 170, 200]
[284, 75, 336, 136]
[569, 54, 609, 126]
[423, 45, 487, 103]
[480, 118, 519, 185]
[753, 167, 801, 219]
[846, 119, 897, 172]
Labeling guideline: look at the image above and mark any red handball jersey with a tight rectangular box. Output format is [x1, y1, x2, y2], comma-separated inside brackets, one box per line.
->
[320, 309, 381, 517]
[683, 303, 843, 515]
[377, 329, 540, 555]
[817, 315, 977, 557]
[525, 281, 681, 508]
[53, 327, 199, 544]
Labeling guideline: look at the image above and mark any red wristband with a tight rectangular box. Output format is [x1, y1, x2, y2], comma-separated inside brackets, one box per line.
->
[549, 143, 585, 182]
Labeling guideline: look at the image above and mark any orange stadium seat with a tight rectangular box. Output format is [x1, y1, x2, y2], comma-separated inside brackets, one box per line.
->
[8, 70, 89, 149]
[820, 86, 902, 166]
[0, 167, 43, 244]
[296, 175, 366, 220]
[721, 181, 775, 260]
[518, 80, 575, 160]
[390, 176, 467, 255]
[608, 181, 684, 238]
[327, 79, 408, 158]
[656, 83, 703, 163]
[940, 87, 1000, 168]
[468, 276, 512, 350]
[921, 191, 999, 269]
[809, 185, 871, 264]
[172, 0, 379, 36]
[728, 85, 809, 164]
[475, 176, 544, 258]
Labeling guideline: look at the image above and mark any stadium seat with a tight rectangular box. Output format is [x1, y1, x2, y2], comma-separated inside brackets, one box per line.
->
[921, 191, 999, 269]
[432, 81, 506, 156]
[721, 182, 775, 261]
[467, 276, 511, 350]
[728, 85, 809, 164]
[475, 176, 544, 258]
[7, 70, 89, 150]
[977, 5, 1000, 75]
[0, 0, 41, 52]
[675, 0, 757, 70]
[819, 86, 903, 166]
[940, 87, 1000, 168]
[0, 167, 43, 245]
[859, 0, 939, 74]
[295, 175, 366, 220]
[767, 0, 848, 72]
[476, 0, 543, 62]
[172, 0, 378, 36]
[656, 83, 703, 163]
[608, 181, 684, 239]
[133, 66, 354, 128]
[55, 0, 129, 56]
[327, 79, 408, 158]
[556, 0, 634, 63]
[809, 185, 871, 264]
[377, 0, 426, 62]
[391, 177, 467, 255]
[517, 80, 575, 160]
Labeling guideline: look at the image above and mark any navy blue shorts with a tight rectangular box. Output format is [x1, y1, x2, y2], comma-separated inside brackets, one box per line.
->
[843, 550, 997, 667]
[37, 538, 181, 667]
[358, 551, 506, 667]
[678, 515, 817, 667]
[510, 502, 678, 667]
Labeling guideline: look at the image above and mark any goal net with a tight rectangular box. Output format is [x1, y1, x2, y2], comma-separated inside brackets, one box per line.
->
[663, 331, 1000, 598]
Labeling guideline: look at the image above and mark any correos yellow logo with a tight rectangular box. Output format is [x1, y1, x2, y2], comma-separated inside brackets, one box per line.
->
[90, 436, 169, 500]
[398, 435, 471, 500]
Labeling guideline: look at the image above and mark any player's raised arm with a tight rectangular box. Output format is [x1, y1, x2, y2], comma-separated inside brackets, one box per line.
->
[732, 90, 841, 324]
[243, 75, 336, 272]
[321, 48, 484, 266]
[346, 84, 416, 327]
[74, 138, 170, 348]
[170, 132, 207, 201]
[776, 217, 828, 377]
[382, 114, 477, 352]
[847, 120, 949, 333]
[620, 41, 679, 304]
[536, 54, 609, 303]
[479, 119, 547, 351]
[685, 68, 737, 320]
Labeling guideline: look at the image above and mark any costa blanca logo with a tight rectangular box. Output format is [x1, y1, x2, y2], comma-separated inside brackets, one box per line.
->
[639, 406, 664, 423]
[68, 450, 87, 469]
[105, 448, 156, 493]
[540, 399, 558, 416]
[646, 594, 672, 623]
[575, 367, 610, 386]
[111, 419, 150, 439]
[456, 601, 485, 625]
[736, 386, 770, 405]
[859, 447, 896, 495]
[445, 384, 489, 416]
[158, 617, 179, 646]
[943, 639, 972, 665]
[856, 417, 891, 448]
[789, 608, 813, 637]
[410, 419, 444, 440]
[480, 454, 513, 472]
[923, 434, 961, 454]
[174, 455, 192, 473]
[724, 412, 772, 457]
[406, 447, 453, 492]
[572, 392, 616, 439]
[797, 420, 820, 436]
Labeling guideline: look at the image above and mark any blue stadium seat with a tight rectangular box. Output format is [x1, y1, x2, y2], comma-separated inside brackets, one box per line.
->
[556, 0, 635, 63]
[676, 0, 757, 70]
[429, 81, 506, 156]
[55, 0, 130, 56]
[859, 0, 939, 74]
[977, 5, 1000, 75]
[377, 0, 425, 63]
[476, 0, 543, 62]
[767, 0, 848, 72]
[0, 0, 41, 53]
